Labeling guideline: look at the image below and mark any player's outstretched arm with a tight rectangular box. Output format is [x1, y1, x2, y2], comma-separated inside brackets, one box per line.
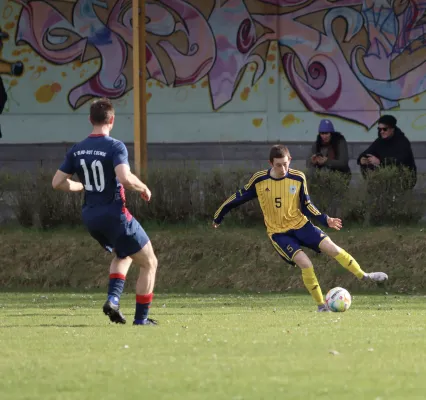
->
[115, 164, 151, 201]
[52, 170, 84, 192]
[213, 173, 259, 227]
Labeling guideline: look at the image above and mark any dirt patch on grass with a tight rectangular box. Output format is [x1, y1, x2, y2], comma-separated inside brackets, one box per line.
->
[1, 225, 425, 293]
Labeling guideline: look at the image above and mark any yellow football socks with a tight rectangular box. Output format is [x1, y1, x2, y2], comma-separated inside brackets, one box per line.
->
[335, 249, 365, 279]
[301, 267, 324, 305]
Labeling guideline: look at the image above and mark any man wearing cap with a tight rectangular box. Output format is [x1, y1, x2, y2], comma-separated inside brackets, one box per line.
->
[357, 115, 417, 188]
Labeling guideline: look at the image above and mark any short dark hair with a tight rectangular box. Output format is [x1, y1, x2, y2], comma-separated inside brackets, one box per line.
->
[269, 144, 291, 162]
[90, 98, 115, 125]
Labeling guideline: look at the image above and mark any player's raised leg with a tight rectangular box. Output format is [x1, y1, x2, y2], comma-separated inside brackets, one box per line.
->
[129, 240, 158, 326]
[103, 256, 132, 324]
[319, 238, 388, 283]
[293, 251, 328, 312]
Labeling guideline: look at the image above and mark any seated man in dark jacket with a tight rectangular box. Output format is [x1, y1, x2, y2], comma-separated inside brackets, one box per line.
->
[357, 115, 417, 188]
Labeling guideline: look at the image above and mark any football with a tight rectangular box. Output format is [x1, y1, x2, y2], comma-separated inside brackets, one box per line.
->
[325, 287, 352, 312]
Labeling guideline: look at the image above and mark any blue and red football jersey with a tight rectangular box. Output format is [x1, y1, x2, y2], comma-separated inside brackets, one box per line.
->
[59, 134, 129, 210]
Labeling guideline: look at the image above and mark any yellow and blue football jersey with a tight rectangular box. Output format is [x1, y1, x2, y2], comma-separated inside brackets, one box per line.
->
[214, 168, 328, 235]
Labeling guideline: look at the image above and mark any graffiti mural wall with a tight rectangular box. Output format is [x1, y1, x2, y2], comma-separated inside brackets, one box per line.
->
[0, 0, 425, 143]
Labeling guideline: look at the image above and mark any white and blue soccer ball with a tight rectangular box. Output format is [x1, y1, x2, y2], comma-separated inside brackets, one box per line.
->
[325, 287, 352, 312]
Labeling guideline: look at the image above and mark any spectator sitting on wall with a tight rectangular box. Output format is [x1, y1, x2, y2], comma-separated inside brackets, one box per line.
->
[307, 119, 351, 178]
[0, 76, 5, 138]
[357, 115, 417, 188]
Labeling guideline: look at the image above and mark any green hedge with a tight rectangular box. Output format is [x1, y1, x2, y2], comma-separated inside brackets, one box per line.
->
[0, 166, 424, 229]
[307, 167, 423, 225]
[1, 226, 425, 292]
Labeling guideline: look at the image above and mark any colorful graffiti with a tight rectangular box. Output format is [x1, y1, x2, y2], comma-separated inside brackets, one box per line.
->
[4, 0, 426, 128]
[0, 26, 24, 138]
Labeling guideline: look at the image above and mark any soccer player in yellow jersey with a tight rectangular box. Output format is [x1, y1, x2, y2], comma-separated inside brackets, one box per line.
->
[213, 144, 388, 311]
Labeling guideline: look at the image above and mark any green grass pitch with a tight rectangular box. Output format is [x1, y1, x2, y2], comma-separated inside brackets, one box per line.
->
[1, 292, 425, 400]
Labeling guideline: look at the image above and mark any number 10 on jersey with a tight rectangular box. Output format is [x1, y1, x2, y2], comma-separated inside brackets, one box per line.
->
[80, 159, 105, 192]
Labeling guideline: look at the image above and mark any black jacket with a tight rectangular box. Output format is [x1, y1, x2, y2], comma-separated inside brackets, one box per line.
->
[357, 128, 417, 176]
[0, 77, 6, 138]
[307, 132, 351, 174]
[0, 77, 6, 114]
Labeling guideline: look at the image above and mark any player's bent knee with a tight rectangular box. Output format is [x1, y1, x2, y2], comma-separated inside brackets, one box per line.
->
[147, 254, 158, 271]
[138, 254, 157, 274]
[293, 251, 312, 269]
[145, 243, 158, 271]
[131, 242, 158, 271]
[114, 256, 132, 268]
[319, 238, 341, 257]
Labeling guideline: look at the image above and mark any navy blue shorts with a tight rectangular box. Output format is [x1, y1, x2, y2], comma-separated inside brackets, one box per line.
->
[82, 208, 149, 259]
[270, 222, 328, 265]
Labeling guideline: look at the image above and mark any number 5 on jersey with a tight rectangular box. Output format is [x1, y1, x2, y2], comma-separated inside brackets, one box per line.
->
[275, 197, 282, 208]
[80, 159, 105, 192]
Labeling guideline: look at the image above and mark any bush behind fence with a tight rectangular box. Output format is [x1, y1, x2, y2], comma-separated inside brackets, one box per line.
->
[0, 167, 424, 228]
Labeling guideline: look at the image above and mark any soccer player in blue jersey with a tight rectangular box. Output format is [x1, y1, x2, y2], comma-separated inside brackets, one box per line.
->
[213, 144, 388, 311]
[52, 98, 157, 325]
